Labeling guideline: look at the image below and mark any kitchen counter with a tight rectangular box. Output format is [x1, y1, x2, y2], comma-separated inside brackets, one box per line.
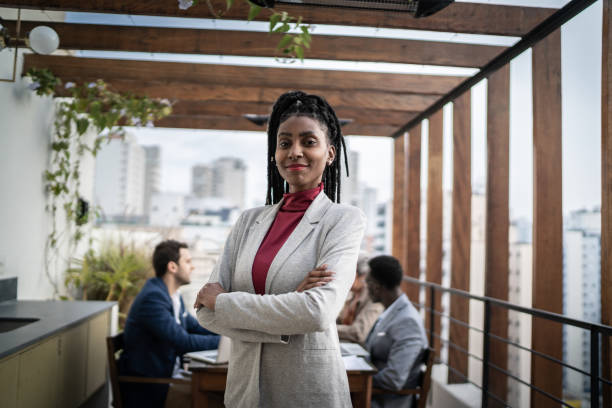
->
[0, 300, 115, 359]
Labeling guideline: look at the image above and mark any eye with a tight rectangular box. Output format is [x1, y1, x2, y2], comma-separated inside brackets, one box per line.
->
[278, 140, 290, 148]
[304, 138, 318, 146]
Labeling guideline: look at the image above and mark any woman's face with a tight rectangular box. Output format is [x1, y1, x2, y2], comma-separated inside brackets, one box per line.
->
[275, 115, 336, 193]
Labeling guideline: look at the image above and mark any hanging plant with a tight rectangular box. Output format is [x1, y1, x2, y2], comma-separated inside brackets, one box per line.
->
[25, 67, 172, 298]
[179, 0, 312, 60]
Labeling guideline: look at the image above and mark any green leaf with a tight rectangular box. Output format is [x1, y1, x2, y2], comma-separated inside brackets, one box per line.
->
[76, 118, 89, 135]
[295, 45, 304, 60]
[247, 3, 261, 21]
[274, 22, 290, 33]
[226, 0, 235, 11]
[270, 13, 282, 32]
[278, 34, 293, 50]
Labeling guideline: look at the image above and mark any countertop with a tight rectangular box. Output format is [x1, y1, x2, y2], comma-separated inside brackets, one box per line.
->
[0, 300, 115, 359]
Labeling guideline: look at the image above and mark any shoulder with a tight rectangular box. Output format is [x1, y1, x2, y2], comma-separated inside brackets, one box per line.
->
[325, 202, 365, 222]
[134, 279, 168, 305]
[389, 301, 425, 335]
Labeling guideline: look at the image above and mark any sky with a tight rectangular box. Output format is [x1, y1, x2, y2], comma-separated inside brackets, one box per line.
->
[10, 0, 600, 217]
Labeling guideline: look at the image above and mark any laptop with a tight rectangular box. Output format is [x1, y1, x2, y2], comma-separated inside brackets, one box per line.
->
[186, 336, 232, 365]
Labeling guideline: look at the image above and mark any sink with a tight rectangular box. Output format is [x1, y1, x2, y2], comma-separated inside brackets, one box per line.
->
[0, 317, 39, 333]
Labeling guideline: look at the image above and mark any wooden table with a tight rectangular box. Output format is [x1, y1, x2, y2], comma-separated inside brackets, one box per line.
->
[189, 356, 377, 408]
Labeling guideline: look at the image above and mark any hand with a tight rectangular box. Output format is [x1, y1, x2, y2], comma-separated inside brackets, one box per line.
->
[194, 282, 226, 311]
[296, 264, 335, 292]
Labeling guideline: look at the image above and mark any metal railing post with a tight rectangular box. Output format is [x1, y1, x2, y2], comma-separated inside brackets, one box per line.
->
[429, 285, 435, 349]
[591, 328, 600, 407]
[482, 299, 491, 408]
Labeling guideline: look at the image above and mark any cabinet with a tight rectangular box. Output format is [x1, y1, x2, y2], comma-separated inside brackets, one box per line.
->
[0, 310, 111, 408]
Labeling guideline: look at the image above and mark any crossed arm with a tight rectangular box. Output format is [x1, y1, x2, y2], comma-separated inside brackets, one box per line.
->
[195, 208, 365, 343]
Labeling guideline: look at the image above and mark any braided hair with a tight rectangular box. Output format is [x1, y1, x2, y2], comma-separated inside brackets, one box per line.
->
[266, 91, 349, 205]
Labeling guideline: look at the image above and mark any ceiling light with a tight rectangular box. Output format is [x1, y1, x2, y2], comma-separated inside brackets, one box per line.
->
[0, 11, 61, 82]
[28, 26, 60, 55]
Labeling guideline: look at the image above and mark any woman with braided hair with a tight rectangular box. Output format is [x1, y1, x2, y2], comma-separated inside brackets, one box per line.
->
[195, 90, 366, 407]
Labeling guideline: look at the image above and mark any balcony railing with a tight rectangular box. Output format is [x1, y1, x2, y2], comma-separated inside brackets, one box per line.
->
[403, 276, 612, 407]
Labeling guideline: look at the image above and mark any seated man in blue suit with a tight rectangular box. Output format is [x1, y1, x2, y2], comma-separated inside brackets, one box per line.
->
[119, 239, 219, 408]
[365, 255, 428, 408]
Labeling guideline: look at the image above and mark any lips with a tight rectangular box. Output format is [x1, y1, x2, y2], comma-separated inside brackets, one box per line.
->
[287, 164, 308, 171]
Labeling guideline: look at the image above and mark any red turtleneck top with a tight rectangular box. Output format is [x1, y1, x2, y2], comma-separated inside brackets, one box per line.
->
[251, 183, 323, 295]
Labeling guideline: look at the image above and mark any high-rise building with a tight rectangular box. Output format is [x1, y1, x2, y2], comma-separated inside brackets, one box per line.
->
[371, 201, 391, 254]
[507, 221, 533, 408]
[143, 145, 161, 216]
[562, 208, 601, 403]
[212, 157, 247, 210]
[192, 165, 214, 198]
[94, 133, 146, 219]
[149, 192, 185, 227]
[191, 158, 246, 209]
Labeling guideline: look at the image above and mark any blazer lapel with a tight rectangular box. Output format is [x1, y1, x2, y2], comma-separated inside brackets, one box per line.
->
[264, 192, 332, 293]
[238, 201, 283, 293]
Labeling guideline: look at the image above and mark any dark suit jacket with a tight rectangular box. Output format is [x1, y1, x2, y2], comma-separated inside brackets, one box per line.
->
[119, 277, 219, 408]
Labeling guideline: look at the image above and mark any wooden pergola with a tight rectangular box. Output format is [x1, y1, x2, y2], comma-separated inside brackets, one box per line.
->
[2, 0, 611, 406]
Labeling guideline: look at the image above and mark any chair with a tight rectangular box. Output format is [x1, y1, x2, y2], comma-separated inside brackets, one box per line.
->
[106, 332, 190, 408]
[371, 348, 434, 408]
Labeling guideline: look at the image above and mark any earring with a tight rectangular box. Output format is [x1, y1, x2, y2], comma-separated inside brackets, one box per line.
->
[271, 157, 274, 162]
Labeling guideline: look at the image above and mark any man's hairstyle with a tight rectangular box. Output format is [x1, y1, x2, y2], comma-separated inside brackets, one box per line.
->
[368, 255, 403, 290]
[266, 90, 349, 205]
[152, 239, 188, 278]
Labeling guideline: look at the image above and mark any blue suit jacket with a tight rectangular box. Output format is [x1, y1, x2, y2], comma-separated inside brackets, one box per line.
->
[119, 277, 219, 407]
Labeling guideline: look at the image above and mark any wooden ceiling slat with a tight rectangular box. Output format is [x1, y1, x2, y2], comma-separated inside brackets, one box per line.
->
[155, 114, 398, 137]
[171, 100, 419, 126]
[55, 78, 439, 111]
[0, 1, 556, 37]
[6, 21, 505, 68]
[23, 55, 465, 95]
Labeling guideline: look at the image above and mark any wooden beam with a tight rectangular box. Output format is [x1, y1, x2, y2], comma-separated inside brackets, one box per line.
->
[23, 55, 464, 95]
[1, 1, 556, 36]
[602, 2, 612, 406]
[393, 134, 407, 263]
[50, 78, 438, 112]
[6, 21, 506, 68]
[170, 100, 419, 126]
[448, 91, 471, 384]
[426, 109, 444, 356]
[485, 64, 510, 404]
[531, 29, 563, 408]
[155, 114, 398, 136]
[403, 124, 422, 304]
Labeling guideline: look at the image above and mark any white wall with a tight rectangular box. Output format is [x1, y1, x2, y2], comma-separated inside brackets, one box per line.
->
[0, 73, 55, 299]
[0, 45, 95, 299]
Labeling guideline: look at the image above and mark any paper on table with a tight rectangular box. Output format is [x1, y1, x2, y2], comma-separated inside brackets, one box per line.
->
[342, 355, 375, 371]
[340, 341, 369, 357]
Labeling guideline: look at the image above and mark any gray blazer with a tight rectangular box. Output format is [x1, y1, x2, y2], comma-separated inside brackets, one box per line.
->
[366, 294, 428, 408]
[197, 192, 366, 408]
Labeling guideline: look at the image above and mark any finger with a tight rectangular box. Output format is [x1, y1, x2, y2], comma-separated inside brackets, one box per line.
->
[309, 270, 334, 278]
[308, 276, 334, 283]
[304, 281, 330, 290]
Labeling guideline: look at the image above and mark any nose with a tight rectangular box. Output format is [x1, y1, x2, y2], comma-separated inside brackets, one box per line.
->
[288, 143, 303, 160]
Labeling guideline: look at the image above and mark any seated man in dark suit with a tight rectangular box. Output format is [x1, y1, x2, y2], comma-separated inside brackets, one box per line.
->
[365, 255, 428, 408]
[119, 239, 219, 408]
